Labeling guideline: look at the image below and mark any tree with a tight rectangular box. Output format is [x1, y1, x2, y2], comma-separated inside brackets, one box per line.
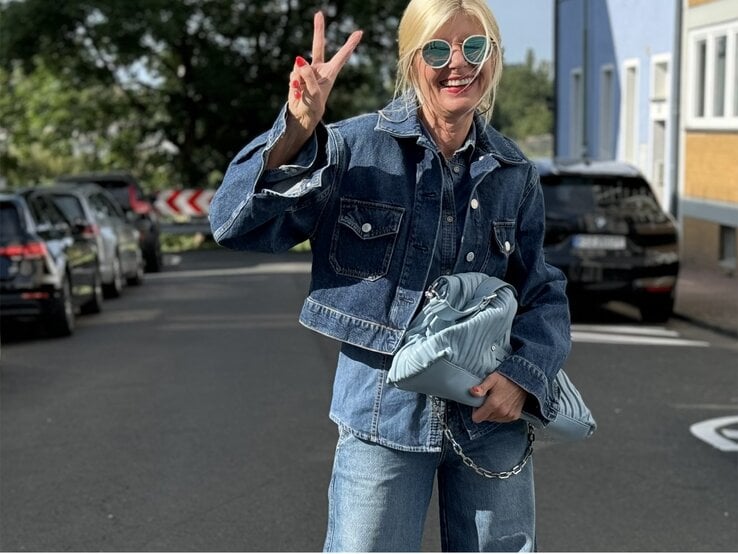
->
[492, 49, 554, 155]
[0, 0, 406, 189]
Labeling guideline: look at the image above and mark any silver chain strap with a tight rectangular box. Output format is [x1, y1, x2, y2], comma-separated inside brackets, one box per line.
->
[432, 400, 535, 480]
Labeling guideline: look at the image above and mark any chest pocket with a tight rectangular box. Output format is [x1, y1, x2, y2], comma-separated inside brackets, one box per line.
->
[493, 221, 516, 256]
[330, 198, 404, 281]
[483, 220, 516, 275]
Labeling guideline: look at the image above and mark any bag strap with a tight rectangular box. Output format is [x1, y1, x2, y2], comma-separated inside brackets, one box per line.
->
[432, 401, 535, 479]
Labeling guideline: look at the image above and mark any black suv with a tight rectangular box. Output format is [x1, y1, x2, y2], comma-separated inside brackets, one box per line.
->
[536, 159, 680, 322]
[57, 172, 163, 272]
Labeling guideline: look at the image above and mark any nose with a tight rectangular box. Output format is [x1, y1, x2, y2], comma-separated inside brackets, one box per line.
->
[447, 43, 467, 68]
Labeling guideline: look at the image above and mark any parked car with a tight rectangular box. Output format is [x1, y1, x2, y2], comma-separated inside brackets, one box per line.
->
[0, 190, 103, 337]
[536, 159, 680, 322]
[46, 182, 145, 297]
[57, 172, 163, 272]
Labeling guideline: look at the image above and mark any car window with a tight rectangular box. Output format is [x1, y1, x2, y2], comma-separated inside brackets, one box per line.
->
[89, 193, 113, 219]
[52, 194, 86, 222]
[0, 202, 24, 243]
[27, 194, 71, 228]
[97, 194, 125, 219]
[541, 176, 666, 221]
[92, 180, 131, 209]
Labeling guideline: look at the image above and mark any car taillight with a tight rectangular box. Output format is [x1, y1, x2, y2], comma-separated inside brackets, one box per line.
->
[129, 187, 151, 215]
[80, 223, 100, 239]
[0, 242, 48, 259]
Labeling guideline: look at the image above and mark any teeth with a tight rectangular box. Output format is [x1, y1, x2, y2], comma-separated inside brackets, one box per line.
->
[442, 77, 474, 87]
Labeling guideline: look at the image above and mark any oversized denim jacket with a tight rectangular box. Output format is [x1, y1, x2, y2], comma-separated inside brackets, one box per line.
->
[209, 97, 572, 435]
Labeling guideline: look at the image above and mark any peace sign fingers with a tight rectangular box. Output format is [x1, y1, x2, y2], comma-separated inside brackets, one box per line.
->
[311, 11, 326, 65]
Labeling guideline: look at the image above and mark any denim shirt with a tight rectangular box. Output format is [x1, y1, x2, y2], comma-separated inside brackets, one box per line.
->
[209, 96, 571, 449]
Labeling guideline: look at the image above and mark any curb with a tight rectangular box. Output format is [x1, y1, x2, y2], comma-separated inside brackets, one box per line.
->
[673, 312, 738, 340]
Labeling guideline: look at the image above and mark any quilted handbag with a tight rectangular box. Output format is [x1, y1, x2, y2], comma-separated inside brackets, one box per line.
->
[387, 272, 597, 443]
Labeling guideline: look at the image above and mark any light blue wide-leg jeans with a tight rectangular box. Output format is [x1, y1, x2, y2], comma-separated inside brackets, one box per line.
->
[323, 409, 535, 552]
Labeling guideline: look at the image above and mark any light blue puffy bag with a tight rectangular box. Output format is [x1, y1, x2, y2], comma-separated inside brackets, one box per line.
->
[387, 272, 596, 443]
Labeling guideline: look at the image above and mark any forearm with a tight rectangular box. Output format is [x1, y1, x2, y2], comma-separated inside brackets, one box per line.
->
[265, 110, 316, 170]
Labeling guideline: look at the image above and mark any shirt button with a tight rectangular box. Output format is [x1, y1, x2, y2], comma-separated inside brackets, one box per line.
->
[361, 223, 372, 233]
[470, 199, 479, 209]
[446, 215, 454, 223]
[504, 240, 511, 252]
[453, 166, 460, 174]
[466, 252, 475, 262]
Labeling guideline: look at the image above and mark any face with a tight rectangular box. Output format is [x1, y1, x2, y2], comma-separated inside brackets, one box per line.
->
[414, 14, 492, 125]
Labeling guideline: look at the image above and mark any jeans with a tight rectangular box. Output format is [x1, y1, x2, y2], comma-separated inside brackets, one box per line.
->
[323, 406, 536, 552]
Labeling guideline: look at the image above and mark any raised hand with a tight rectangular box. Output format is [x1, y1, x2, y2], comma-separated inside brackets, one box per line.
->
[288, 11, 363, 134]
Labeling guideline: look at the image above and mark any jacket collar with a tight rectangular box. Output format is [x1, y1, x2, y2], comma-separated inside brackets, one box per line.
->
[375, 94, 526, 166]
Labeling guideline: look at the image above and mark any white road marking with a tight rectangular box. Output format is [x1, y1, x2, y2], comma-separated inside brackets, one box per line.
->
[145, 262, 313, 280]
[690, 416, 738, 452]
[571, 327, 709, 347]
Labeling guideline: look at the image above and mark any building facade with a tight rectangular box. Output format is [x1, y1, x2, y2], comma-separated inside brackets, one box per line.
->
[554, 0, 738, 276]
[679, 0, 738, 274]
[554, 0, 679, 211]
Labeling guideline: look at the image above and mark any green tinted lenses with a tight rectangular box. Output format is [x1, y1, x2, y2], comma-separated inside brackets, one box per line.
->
[420, 35, 491, 68]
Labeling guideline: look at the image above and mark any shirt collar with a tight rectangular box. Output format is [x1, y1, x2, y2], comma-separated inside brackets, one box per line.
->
[375, 93, 524, 165]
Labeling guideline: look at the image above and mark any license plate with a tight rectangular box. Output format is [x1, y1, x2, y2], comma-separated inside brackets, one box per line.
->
[572, 234, 627, 250]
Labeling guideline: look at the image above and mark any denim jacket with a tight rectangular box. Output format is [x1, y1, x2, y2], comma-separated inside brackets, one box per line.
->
[209, 97, 571, 435]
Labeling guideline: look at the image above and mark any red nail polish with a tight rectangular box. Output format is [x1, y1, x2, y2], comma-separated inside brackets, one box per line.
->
[292, 79, 300, 89]
[294, 90, 302, 100]
[295, 56, 307, 67]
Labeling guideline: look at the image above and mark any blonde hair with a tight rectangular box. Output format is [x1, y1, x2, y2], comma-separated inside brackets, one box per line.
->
[394, 0, 503, 121]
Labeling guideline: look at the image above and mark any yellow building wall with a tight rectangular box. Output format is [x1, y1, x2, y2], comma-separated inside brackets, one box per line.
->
[684, 133, 738, 203]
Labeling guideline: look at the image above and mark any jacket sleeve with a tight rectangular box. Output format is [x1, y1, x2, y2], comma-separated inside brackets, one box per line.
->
[208, 104, 335, 252]
[496, 163, 572, 423]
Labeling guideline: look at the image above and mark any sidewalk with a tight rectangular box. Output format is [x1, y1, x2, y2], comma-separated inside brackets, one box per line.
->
[673, 265, 738, 338]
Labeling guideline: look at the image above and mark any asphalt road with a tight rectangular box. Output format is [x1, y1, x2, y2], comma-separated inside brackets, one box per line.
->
[1, 248, 736, 552]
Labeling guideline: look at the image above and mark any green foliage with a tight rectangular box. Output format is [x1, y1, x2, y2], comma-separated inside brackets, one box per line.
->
[0, 1, 553, 189]
[492, 49, 554, 149]
[0, 0, 404, 190]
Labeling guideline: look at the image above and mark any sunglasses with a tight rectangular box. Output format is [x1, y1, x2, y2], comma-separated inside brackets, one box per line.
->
[420, 35, 493, 69]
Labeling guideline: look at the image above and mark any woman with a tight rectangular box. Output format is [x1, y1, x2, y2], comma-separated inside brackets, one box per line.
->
[209, 0, 571, 550]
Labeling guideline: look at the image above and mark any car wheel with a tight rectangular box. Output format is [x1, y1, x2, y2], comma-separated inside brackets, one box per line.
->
[48, 275, 75, 337]
[144, 247, 163, 272]
[638, 294, 675, 323]
[127, 256, 145, 286]
[103, 255, 124, 298]
[81, 268, 104, 314]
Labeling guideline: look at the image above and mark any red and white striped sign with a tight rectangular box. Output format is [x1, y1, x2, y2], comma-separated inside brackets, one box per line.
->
[155, 189, 215, 217]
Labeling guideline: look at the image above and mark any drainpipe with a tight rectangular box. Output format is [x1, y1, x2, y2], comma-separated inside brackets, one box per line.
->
[554, 0, 560, 160]
[669, 0, 682, 218]
[581, 0, 589, 162]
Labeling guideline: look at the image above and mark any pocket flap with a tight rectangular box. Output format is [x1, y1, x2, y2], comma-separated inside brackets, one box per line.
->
[338, 198, 404, 239]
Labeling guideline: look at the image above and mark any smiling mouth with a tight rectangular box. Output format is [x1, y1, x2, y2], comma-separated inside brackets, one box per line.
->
[441, 76, 475, 87]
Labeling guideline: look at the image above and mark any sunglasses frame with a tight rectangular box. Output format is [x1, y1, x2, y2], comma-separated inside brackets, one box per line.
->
[420, 35, 494, 69]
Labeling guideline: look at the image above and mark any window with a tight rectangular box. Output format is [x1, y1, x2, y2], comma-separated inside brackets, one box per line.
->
[719, 225, 737, 273]
[621, 61, 639, 164]
[714, 36, 726, 117]
[688, 21, 738, 128]
[734, 32, 738, 117]
[695, 39, 707, 117]
[570, 68, 584, 158]
[653, 60, 669, 101]
[599, 65, 615, 159]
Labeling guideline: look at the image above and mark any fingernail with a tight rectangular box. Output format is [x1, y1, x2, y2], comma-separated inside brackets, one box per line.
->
[471, 386, 482, 394]
[295, 56, 308, 67]
[294, 90, 302, 100]
[291, 79, 300, 89]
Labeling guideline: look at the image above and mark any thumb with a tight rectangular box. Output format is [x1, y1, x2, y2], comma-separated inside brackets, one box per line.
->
[470, 372, 498, 397]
